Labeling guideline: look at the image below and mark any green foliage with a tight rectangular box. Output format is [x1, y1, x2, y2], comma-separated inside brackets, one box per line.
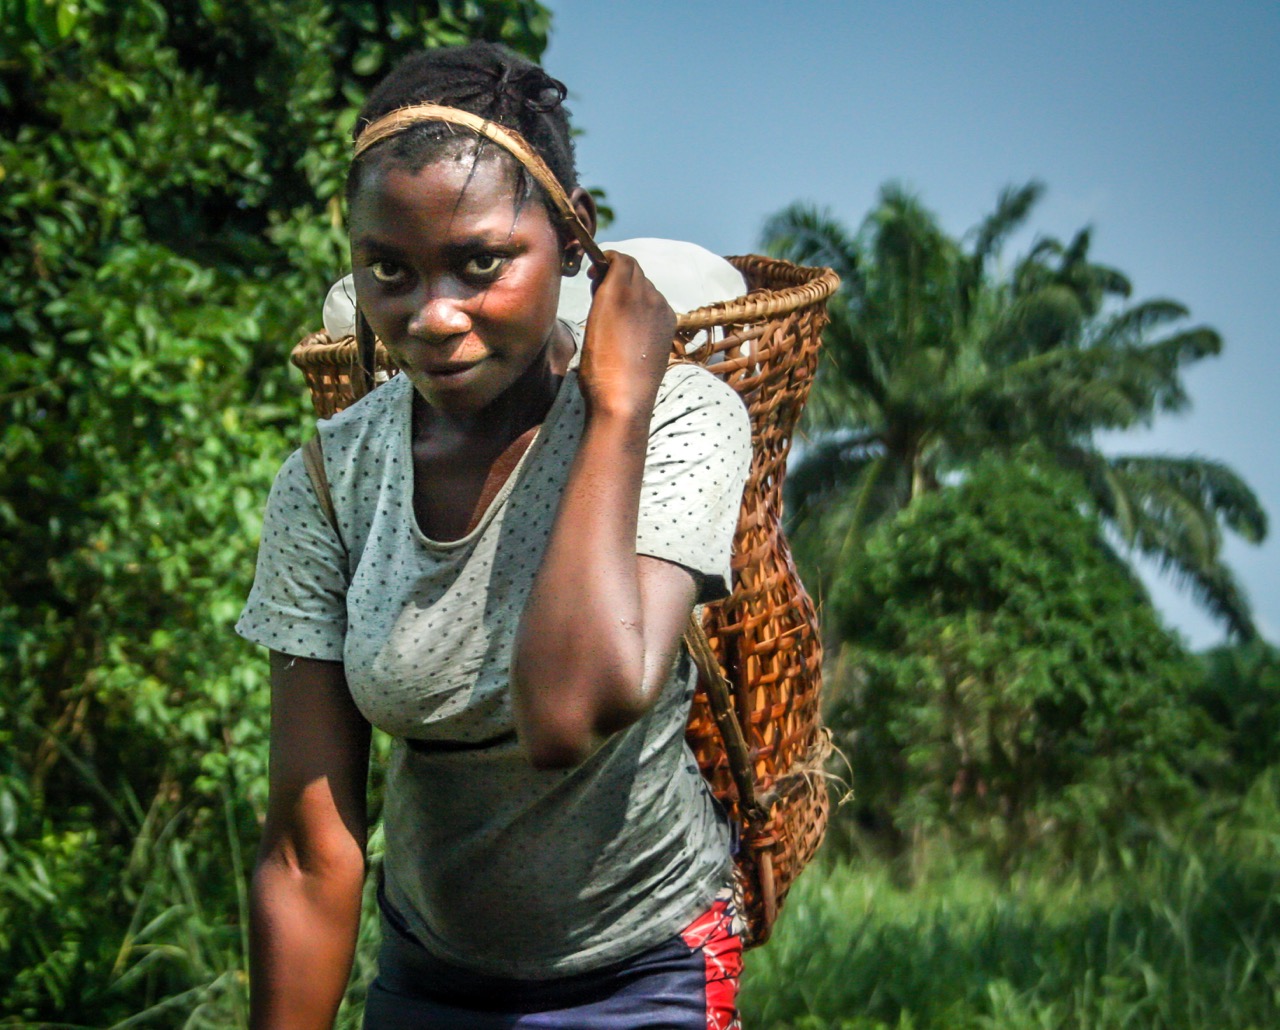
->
[764, 186, 1266, 638]
[0, 1, 550, 1022]
[827, 457, 1212, 866]
[1191, 640, 1280, 792]
[742, 791, 1280, 1029]
[0, 0, 83, 53]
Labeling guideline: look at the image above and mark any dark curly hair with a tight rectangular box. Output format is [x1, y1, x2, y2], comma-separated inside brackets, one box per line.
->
[346, 42, 578, 214]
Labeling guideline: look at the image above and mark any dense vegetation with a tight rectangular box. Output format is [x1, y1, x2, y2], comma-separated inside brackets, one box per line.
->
[740, 798, 1280, 1029]
[827, 457, 1211, 869]
[1, 2, 1273, 1026]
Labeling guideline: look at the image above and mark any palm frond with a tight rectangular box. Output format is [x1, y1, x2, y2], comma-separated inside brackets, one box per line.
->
[998, 326, 1215, 432]
[1141, 326, 1223, 367]
[1060, 226, 1093, 271]
[1051, 228, 1132, 313]
[981, 284, 1085, 363]
[1065, 449, 1262, 639]
[958, 183, 1043, 327]
[1098, 457, 1136, 542]
[785, 429, 884, 519]
[871, 185, 954, 279]
[785, 451, 906, 583]
[1108, 454, 1268, 544]
[1135, 542, 1257, 642]
[1088, 299, 1190, 348]
[1127, 473, 1221, 568]
[1024, 235, 1065, 264]
[976, 345, 1148, 436]
[1093, 265, 1134, 299]
[969, 181, 1044, 265]
[867, 187, 959, 358]
[760, 202, 862, 289]
[823, 304, 892, 405]
[1100, 327, 1224, 417]
[803, 369, 883, 434]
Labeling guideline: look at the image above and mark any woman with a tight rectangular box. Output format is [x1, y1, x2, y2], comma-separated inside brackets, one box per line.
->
[237, 41, 752, 1028]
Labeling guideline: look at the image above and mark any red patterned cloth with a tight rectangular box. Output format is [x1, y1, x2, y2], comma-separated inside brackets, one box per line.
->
[678, 890, 744, 1030]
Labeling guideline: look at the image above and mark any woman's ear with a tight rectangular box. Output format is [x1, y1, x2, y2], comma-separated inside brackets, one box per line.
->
[569, 186, 598, 239]
[560, 189, 599, 277]
[561, 187, 598, 275]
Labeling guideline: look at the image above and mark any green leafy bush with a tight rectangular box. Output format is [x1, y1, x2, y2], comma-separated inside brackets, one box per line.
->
[1191, 640, 1280, 792]
[827, 457, 1216, 868]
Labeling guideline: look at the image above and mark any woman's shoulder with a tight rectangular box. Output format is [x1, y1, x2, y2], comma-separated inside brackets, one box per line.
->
[654, 362, 748, 423]
[648, 363, 752, 465]
[316, 371, 412, 450]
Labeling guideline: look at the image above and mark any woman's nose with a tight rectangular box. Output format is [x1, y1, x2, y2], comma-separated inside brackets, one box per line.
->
[406, 287, 471, 341]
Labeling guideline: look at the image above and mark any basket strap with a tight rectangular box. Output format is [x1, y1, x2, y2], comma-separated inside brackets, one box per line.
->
[683, 614, 778, 929]
[683, 614, 763, 822]
[301, 434, 348, 557]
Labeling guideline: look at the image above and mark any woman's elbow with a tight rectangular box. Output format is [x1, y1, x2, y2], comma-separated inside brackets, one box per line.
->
[525, 734, 596, 771]
[255, 816, 367, 888]
[515, 670, 653, 771]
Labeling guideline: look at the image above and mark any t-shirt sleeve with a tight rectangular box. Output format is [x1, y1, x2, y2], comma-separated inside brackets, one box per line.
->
[235, 447, 349, 660]
[635, 365, 752, 603]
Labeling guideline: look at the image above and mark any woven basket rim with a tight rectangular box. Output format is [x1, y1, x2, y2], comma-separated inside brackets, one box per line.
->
[674, 255, 839, 332]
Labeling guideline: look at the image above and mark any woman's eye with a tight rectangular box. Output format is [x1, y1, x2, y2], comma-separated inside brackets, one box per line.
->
[463, 254, 505, 279]
[369, 261, 407, 285]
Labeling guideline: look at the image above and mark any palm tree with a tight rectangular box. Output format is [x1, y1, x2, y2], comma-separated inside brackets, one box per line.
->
[765, 182, 1266, 639]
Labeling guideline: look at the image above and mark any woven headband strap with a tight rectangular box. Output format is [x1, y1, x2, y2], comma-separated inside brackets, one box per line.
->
[353, 103, 608, 270]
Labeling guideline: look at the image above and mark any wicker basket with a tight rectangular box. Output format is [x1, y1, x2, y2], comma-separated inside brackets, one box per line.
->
[292, 253, 836, 944]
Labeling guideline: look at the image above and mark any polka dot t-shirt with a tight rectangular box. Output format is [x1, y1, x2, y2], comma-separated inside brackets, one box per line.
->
[236, 340, 753, 980]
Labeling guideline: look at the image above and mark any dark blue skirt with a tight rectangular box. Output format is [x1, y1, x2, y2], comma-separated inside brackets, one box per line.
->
[363, 888, 742, 1029]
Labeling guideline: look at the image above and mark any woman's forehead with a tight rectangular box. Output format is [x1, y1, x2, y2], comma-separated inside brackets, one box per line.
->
[350, 148, 551, 241]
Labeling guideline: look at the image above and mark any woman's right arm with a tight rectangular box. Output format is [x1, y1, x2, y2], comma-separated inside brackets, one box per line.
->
[251, 651, 371, 1030]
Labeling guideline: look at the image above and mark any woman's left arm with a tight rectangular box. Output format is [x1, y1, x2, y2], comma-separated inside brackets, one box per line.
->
[512, 252, 701, 769]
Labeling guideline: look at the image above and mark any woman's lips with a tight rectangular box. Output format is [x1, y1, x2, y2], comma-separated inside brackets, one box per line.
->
[423, 359, 481, 381]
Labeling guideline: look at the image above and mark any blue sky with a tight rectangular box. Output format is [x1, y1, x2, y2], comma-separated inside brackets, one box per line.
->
[543, 1, 1280, 648]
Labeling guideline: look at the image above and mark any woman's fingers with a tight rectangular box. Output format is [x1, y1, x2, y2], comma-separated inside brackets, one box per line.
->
[579, 252, 675, 420]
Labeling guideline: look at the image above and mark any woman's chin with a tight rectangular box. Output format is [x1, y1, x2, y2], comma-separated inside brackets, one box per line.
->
[406, 363, 491, 410]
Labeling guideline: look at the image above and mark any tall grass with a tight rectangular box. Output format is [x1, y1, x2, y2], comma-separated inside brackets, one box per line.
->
[739, 770, 1280, 1028]
[11, 762, 1280, 1026]
[0, 785, 251, 1028]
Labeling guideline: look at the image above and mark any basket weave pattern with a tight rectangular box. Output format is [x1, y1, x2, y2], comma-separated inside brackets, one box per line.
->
[291, 254, 837, 945]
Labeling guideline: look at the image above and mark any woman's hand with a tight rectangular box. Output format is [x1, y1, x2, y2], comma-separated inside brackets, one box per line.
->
[578, 251, 677, 421]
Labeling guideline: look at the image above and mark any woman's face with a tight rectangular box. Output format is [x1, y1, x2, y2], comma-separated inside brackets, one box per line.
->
[349, 148, 575, 416]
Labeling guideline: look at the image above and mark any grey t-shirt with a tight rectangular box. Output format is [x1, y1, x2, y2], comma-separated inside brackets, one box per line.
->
[237, 343, 752, 979]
